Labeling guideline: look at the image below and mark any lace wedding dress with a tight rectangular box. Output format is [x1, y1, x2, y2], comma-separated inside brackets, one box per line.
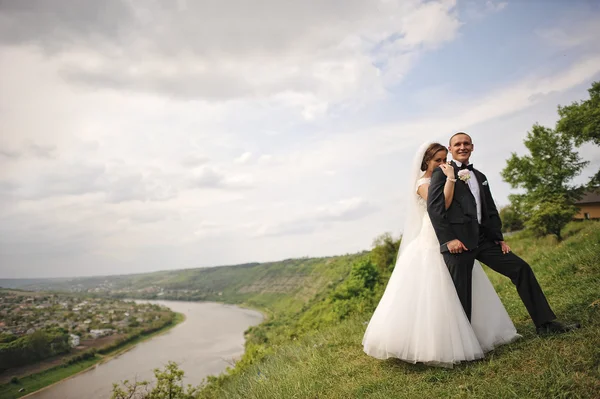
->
[362, 175, 520, 367]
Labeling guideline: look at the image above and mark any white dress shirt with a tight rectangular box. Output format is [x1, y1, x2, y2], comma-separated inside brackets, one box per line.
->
[454, 160, 482, 224]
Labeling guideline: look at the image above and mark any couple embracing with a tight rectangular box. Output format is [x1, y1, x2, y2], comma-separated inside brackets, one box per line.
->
[362, 132, 579, 367]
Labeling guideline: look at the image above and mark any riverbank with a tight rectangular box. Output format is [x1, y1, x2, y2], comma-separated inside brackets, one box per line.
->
[0, 312, 185, 399]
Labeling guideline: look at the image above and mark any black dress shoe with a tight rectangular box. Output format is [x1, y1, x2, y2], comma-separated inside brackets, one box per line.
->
[536, 321, 581, 335]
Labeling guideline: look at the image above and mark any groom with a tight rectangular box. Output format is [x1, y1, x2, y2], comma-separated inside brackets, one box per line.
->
[427, 132, 579, 334]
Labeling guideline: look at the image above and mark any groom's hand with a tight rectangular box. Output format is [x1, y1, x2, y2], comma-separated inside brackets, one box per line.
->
[496, 240, 511, 254]
[447, 239, 468, 254]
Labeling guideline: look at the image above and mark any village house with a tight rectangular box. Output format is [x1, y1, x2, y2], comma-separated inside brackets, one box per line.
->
[575, 190, 600, 220]
[90, 329, 113, 339]
[69, 334, 80, 347]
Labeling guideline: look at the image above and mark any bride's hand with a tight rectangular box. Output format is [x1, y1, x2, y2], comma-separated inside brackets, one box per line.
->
[439, 163, 455, 179]
[447, 239, 468, 254]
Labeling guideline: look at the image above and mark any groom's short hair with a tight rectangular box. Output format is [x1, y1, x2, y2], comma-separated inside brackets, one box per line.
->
[449, 132, 472, 146]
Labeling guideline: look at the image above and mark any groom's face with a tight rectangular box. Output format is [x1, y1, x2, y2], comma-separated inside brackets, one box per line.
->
[449, 134, 473, 164]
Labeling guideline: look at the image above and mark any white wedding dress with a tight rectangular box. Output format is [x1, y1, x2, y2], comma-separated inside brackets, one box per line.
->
[362, 174, 520, 367]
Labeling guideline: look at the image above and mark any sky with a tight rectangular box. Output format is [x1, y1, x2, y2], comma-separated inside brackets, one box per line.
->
[1, 0, 599, 279]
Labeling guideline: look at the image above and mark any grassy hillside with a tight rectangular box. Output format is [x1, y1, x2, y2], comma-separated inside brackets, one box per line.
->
[195, 221, 600, 398]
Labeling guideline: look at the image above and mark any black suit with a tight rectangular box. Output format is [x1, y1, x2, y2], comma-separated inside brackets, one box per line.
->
[427, 162, 556, 327]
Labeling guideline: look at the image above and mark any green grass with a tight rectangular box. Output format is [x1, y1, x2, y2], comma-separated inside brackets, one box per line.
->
[198, 221, 600, 398]
[0, 312, 186, 399]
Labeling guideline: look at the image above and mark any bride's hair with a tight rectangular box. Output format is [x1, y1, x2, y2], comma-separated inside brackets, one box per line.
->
[420, 143, 447, 171]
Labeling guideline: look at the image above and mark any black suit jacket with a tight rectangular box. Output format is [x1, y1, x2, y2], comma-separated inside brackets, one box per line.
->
[427, 162, 504, 253]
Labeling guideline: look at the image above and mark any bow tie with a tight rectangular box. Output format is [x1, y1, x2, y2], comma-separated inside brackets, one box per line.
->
[457, 163, 474, 171]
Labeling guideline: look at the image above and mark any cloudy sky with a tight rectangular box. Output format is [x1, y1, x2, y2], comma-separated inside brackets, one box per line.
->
[1, 0, 599, 278]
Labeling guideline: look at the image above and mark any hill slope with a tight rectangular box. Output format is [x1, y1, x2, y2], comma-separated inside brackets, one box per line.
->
[197, 221, 600, 398]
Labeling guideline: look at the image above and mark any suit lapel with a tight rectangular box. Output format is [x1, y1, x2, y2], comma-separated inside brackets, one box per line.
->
[473, 169, 489, 221]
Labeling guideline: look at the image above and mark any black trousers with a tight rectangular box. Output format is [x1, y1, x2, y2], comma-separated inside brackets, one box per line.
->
[442, 233, 556, 327]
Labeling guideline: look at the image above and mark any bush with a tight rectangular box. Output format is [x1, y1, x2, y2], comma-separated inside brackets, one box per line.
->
[331, 259, 378, 301]
[66, 348, 97, 365]
[111, 361, 199, 399]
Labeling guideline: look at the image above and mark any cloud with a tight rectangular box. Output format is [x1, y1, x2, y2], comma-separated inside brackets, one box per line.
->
[254, 219, 320, 238]
[0, 179, 19, 195]
[181, 154, 209, 168]
[299, 55, 600, 169]
[0, 148, 21, 159]
[463, 0, 507, 21]
[254, 197, 379, 237]
[8, 161, 179, 203]
[0, 0, 134, 50]
[485, 1, 507, 12]
[191, 166, 254, 190]
[23, 163, 106, 198]
[192, 221, 232, 238]
[0, 143, 57, 160]
[27, 143, 57, 159]
[119, 208, 179, 225]
[0, 0, 463, 117]
[234, 152, 252, 164]
[316, 198, 379, 222]
[192, 166, 223, 188]
[104, 171, 178, 203]
[536, 17, 600, 50]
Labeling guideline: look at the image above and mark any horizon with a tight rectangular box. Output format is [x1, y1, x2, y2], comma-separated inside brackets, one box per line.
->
[0, 250, 368, 281]
[2, 0, 600, 278]
[0, 250, 346, 282]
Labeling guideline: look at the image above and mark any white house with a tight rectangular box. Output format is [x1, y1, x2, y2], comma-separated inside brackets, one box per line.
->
[89, 329, 113, 339]
[69, 334, 80, 347]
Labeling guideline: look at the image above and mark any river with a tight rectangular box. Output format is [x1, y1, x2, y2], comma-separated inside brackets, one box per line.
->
[25, 300, 263, 399]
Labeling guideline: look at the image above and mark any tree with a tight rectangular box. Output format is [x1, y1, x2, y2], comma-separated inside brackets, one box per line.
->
[370, 233, 400, 273]
[557, 81, 600, 146]
[502, 124, 588, 239]
[556, 81, 600, 188]
[499, 205, 525, 233]
[111, 361, 199, 399]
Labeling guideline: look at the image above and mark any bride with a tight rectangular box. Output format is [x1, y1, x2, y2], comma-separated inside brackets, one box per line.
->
[362, 142, 520, 367]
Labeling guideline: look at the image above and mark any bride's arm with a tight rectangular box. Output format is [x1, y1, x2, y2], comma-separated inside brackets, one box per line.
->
[417, 183, 429, 201]
[427, 168, 456, 246]
[418, 181, 454, 209]
[443, 178, 455, 209]
[439, 164, 456, 210]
